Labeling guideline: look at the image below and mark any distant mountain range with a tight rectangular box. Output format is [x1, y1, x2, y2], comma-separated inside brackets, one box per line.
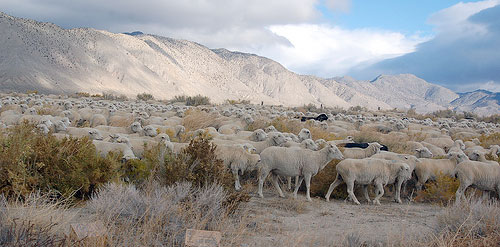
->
[0, 12, 498, 115]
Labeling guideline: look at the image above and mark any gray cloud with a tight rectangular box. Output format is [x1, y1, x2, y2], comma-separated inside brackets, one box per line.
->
[0, 0, 318, 49]
[349, 3, 500, 92]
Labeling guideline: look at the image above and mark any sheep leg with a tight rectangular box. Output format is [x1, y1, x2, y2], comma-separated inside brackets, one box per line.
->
[257, 168, 271, 198]
[294, 176, 300, 189]
[232, 169, 241, 191]
[304, 173, 312, 202]
[362, 185, 371, 203]
[373, 182, 384, 205]
[394, 179, 404, 203]
[325, 175, 343, 202]
[346, 179, 360, 205]
[455, 182, 470, 204]
[271, 174, 285, 198]
[293, 176, 304, 199]
[287, 177, 292, 191]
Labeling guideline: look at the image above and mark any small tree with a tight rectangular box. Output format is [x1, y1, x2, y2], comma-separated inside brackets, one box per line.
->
[137, 93, 154, 101]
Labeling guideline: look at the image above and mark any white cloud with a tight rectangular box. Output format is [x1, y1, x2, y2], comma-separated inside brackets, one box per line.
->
[325, 0, 351, 13]
[257, 24, 428, 77]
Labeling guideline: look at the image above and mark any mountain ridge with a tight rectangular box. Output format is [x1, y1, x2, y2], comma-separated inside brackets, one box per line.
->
[0, 12, 498, 115]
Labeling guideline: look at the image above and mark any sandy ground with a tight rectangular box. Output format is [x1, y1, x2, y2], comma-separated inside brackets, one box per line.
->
[237, 189, 442, 246]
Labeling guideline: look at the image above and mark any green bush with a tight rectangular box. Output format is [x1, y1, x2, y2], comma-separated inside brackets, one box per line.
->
[0, 123, 120, 199]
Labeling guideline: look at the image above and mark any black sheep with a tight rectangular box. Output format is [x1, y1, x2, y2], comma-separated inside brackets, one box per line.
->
[343, 142, 389, 151]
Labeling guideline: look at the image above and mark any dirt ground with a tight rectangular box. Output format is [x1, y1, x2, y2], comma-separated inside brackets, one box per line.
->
[238, 189, 442, 246]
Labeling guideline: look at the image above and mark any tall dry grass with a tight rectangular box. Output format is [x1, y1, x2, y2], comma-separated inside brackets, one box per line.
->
[181, 109, 223, 131]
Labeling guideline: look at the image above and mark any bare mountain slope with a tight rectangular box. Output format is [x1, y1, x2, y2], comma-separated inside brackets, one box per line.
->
[0, 12, 497, 115]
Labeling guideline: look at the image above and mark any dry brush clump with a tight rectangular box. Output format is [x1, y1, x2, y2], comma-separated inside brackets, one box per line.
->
[310, 160, 348, 199]
[171, 95, 211, 106]
[182, 109, 223, 131]
[0, 123, 121, 199]
[479, 132, 500, 149]
[414, 196, 500, 246]
[415, 172, 460, 205]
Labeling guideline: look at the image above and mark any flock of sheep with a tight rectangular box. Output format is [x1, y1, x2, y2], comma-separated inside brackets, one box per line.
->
[1, 93, 500, 205]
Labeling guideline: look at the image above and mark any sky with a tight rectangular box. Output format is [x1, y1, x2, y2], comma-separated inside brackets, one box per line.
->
[0, 0, 499, 92]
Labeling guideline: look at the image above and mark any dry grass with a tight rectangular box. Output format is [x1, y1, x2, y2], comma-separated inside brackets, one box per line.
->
[479, 133, 500, 149]
[36, 105, 60, 116]
[266, 197, 307, 214]
[415, 172, 460, 205]
[182, 109, 223, 131]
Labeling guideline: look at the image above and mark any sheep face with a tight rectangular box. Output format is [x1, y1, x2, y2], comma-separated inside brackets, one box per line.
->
[109, 134, 121, 143]
[301, 139, 319, 151]
[54, 120, 67, 132]
[298, 128, 312, 141]
[130, 122, 142, 133]
[88, 129, 103, 140]
[143, 126, 158, 137]
[242, 143, 257, 154]
[270, 133, 286, 146]
[398, 163, 412, 181]
[456, 140, 466, 150]
[415, 148, 433, 158]
[326, 143, 344, 160]
[157, 134, 171, 142]
[250, 129, 267, 142]
[264, 126, 277, 133]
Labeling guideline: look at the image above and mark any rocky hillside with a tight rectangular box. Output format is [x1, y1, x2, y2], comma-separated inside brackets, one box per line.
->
[0, 12, 498, 115]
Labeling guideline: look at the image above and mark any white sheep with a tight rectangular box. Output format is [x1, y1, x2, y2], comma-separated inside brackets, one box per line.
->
[455, 160, 500, 203]
[258, 142, 344, 201]
[90, 114, 107, 127]
[342, 142, 383, 159]
[92, 140, 136, 161]
[421, 141, 446, 157]
[298, 128, 312, 142]
[249, 129, 267, 142]
[469, 150, 499, 166]
[414, 152, 468, 190]
[325, 158, 412, 205]
[215, 145, 261, 190]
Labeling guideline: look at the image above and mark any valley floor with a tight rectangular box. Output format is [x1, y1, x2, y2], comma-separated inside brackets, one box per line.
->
[238, 191, 442, 246]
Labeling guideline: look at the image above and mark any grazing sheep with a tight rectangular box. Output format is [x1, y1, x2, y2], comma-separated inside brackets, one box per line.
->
[215, 145, 261, 190]
[342, 142, 383, 159]
[490, 145, 500, 160]
[414, 152, 468, 190]
[325, 158, 411, 205]
[143, 125, 158, 137]
[282, 138, 319, 150]
[258, 142, 344, 201]
[64, 127, 104, 140]
[237, 133, 287, 154]
[424, 137, 454, 152]
[92, 140, 136, 161]
[331, 136, 354, 146]
[264, 126, 277, 133]
[298, 128, 312, 141]
[455, 160, 500, 203]
[447, 140, 466, 154]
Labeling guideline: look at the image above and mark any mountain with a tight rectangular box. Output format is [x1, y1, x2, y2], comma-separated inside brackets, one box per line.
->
[450, 90, 500, 116]
[0, 12, 498, 115]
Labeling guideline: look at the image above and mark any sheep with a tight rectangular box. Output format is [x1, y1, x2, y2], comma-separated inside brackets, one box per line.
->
[218, 123, 242, 135]
[343, 142, 389, 151]
[424, 137, 454, 152]
[90, 114, 107, 127]
[258, 142, 344, 201]
[342, 142, 383, 159]
[415, 147, 433, 158]
[455, 160, 500, 203]
[490, 145, 500, 160]
[113, 135, 170, 159]
[421, 141, 446, 157]
[232, 132, 287, 154]
[92, 140, 136, 161]
[331, 136, 354, 146]
[281, 138, 319, 150]
[298, 128, 312, 142]
[447, 140, 466, 154]
[143, 125, 158, 137]
[414, 152, 468, 190]
[469, 150, 499, 166]
[249, 129, 267, 142]
[215, 145, 261, 190]
[325, 158, 411, 205]
[264, 126, 277, 133]
[64, 127, 104, 140]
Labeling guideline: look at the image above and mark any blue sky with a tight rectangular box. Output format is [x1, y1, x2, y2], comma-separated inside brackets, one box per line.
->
[0, 0, 499, 92]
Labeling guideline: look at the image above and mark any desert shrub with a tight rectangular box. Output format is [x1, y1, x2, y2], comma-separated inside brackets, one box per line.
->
[100, 92, 129, 101]
[136, 92, 154, 101]
[87, 182, 242, 246]
[478, 114, 500, 124]
[415, 196, 500, 246]
[0, 123, 120, 199]
[246, 117, 271, 131]
[25, 90, 38, 95]
[75, 92, 90, 97]
[171, 94, 211, 106]
[479, 133, 500, 149]
[162, 137, 232, 188]
[226, 99, 250, 105]
[310, 160, 348, 199]
[267, 197, 307, 213]
[415, 172, 459, 205]
[182, 109, 223, 131]
[36, 106, 59, 116]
